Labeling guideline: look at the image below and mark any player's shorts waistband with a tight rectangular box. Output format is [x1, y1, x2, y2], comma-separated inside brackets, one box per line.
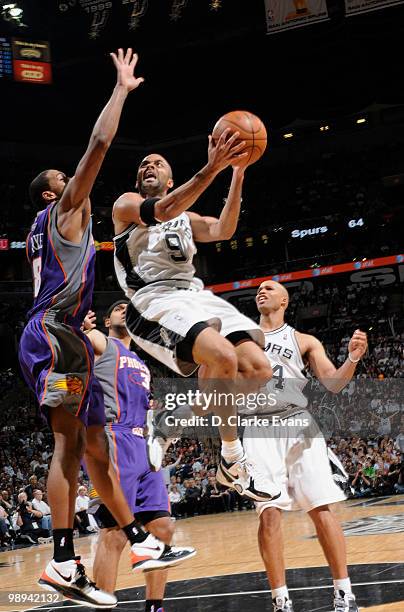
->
[136, 278, 204, 292]
[106, 423, 145, 437]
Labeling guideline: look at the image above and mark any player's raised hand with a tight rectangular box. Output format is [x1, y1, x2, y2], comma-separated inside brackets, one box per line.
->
[110, 48, 144, 93]
[82, 310, 97, 331]
[348, 329, 368, 362]
[207, 129, 248, 173]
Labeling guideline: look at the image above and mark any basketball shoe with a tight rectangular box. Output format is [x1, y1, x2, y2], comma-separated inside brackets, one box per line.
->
[145, 407, 183, 471]
[334, 590, 359, 611]
[272, 596, 294, 611]
[217, 454, 280, 502]
[38, 557, 117, 608]
[130, 534, 196, 571]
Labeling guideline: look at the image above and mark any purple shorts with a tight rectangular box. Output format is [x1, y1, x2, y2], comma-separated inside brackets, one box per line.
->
[106, 426, 169, 514]
[18, 315, 105, 428]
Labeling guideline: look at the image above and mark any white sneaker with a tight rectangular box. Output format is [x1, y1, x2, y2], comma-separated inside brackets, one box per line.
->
[130, 533, 196, 571]
[38, 557, 117, 608]
[38, 536, 53, 545]
[145, 407, 186, 470]
[145, 409, 165, 471]
[217, 454, 280, 502]
[273, 596, 294, 611]
[334, 590, 359, 611]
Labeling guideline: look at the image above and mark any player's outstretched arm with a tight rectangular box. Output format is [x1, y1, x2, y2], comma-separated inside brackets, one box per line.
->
[113, 130, 248, 227]
[58, 49, 144, 241]
[299, 329, 368, 393]
[188, 165, 245, 242]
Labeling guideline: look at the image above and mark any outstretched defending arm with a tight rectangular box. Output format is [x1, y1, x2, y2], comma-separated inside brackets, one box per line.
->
[299, 329, 368, 393]
[58, 48, 144, 242]
[113, 131, 248, 227]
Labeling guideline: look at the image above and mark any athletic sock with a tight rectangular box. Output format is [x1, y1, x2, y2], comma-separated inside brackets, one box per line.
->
[272, 585, 289, 601]
[221, 439, 244, 463]
[145, 600, 163, 612]
[123, 519, 148, 545]
[53, 528, 75, 563]
[333, 577, 352, 595]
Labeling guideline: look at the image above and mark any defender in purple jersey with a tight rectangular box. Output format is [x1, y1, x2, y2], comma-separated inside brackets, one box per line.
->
[83, 301, 195, 612]
[17, 49, 172, 609]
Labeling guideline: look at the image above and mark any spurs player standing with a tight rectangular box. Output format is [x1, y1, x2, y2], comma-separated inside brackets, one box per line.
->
[112, 140, 278, 502]
[243, 280, 367, 612]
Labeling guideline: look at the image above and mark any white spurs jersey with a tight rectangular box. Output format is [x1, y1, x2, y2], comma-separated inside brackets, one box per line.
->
[240, 323, 308, 416]
[114, 212, 198, 297]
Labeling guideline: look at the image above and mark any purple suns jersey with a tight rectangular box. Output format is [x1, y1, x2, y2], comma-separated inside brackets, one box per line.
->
[94, 337, 151, 428]
[26, 201, 95, 325]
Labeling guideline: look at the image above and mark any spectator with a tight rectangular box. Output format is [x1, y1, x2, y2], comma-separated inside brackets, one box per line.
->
[16, 492, 51, 545]
[74, 486, 98, 534]
[31, 489, 52, 532]
[168, 485, 183, 518]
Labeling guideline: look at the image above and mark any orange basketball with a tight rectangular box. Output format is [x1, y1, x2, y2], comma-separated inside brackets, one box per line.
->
[212, 110, 267, 167]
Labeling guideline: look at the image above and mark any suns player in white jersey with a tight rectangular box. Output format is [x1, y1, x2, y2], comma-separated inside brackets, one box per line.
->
[112, 133, 278, 503]
[244, 280, 368, 612]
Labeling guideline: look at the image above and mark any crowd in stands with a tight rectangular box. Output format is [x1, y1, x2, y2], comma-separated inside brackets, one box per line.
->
[0, 311, 402, 550]
[1, 138, 404, 286]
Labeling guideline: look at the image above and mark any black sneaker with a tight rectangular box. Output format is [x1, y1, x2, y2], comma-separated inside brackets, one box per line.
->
[217, 454, 281, 502]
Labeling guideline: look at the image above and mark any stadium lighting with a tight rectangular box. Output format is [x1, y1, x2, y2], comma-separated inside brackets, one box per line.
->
[2, 2, 24, 24]
[283, 132, 293, 139]
[356, 118, 366, 124]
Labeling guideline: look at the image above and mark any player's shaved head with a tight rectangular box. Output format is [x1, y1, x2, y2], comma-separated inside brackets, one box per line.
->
[256, 280, 289, 315]
[136, 153, 173, 197]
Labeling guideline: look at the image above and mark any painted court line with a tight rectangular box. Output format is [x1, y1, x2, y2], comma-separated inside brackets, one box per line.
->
[28, 578, 404, 610]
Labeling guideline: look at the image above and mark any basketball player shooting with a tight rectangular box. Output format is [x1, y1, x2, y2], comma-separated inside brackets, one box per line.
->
[18, 49, 178, 609]
[112, 141, 279, 502]
[243, 280, 368, 612]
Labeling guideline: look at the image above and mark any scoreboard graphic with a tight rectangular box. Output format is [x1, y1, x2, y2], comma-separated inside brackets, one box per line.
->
[0, 37, 51, 83]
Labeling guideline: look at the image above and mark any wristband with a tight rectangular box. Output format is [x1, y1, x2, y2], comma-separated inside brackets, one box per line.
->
[348, 353, 360, 364]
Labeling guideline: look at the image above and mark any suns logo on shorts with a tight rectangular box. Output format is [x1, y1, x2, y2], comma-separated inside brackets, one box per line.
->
[52, 375, 84, 395]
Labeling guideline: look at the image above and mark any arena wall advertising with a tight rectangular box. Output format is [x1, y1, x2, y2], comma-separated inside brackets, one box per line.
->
[265, 0, 329, 34]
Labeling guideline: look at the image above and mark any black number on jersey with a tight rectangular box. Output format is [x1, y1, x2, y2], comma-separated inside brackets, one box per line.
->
[165, 232, 187, 262]
[272, 364, 285, 391]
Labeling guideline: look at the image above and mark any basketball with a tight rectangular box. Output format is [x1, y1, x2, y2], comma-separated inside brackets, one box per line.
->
[212, 110, 267, 167]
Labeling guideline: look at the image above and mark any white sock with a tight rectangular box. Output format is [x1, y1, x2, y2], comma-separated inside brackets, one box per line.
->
[221, 439, 244, 462]
[333, 577, 352, 594]
[272, 585, 289, 601]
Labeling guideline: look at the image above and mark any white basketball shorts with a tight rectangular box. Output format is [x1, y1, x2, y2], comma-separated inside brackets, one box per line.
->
[242, 410, 346, 514]
[126, 280, 264, 376]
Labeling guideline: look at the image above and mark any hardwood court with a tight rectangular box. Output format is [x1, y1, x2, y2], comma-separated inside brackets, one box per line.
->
[1, 495, 404, 611]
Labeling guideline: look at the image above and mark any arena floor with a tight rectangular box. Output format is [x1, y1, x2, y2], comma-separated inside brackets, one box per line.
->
[1, 495, 404, 612]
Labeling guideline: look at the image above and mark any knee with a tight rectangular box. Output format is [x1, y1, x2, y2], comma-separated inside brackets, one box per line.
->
[103, 528, 126, 553]
[259, 507, 281, 535]
[85, 427, 108, 461]
[207, 345, 238, 377]
[148, 519, 175, 545]
[243, 355, 272, 382]
[309, 505, 331, 526]
[54, 426, 86, 461]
